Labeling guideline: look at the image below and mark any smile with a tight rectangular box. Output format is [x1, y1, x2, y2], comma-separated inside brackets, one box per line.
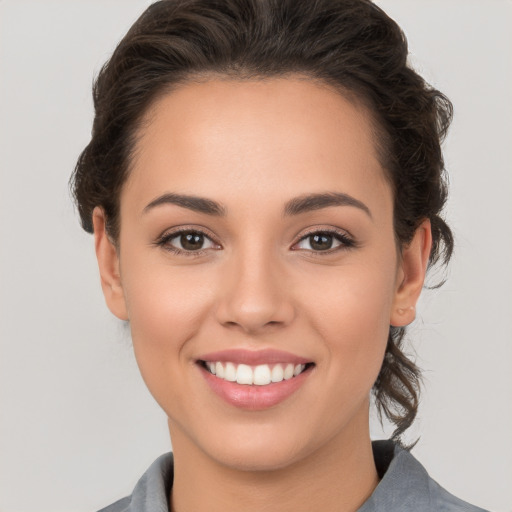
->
[202, 361, 309, 386]
[197, 350, 314, 409]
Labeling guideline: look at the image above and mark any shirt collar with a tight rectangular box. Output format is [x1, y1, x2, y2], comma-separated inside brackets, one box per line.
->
[357, 440, 433, 511]
[117, 441, 434, 512]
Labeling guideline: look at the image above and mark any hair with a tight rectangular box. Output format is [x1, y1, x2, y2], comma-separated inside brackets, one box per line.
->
[71, 0, 454, 442]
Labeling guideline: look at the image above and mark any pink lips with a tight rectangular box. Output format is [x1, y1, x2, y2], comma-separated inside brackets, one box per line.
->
[197, 349, 313, 410]
[198, 349, 310, 366]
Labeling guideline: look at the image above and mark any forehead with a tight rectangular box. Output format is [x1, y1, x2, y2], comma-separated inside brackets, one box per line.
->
[124, 77, 391, 215]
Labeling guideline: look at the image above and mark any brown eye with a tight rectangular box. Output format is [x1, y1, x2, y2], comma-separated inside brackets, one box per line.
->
[180, 232, 205, 250]
[294, 230, 354, 253]
[158, 229, 219, 254]
[309, 233, 334, 251]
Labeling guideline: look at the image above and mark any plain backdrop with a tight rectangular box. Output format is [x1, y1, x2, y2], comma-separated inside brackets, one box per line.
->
[1, 1, 511, 511]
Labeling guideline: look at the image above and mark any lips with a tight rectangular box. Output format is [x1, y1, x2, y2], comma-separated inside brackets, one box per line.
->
[197, 349, 314, 410]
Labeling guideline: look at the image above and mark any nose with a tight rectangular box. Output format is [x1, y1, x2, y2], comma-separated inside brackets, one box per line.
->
[214, 248, 296, 335]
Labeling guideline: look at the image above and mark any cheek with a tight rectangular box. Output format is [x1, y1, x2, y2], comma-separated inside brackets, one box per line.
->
[298, 259, 396, 384]
[119, 253, 217, 382]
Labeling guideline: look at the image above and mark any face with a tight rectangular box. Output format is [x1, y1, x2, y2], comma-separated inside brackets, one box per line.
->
[95, 77, 429, 471]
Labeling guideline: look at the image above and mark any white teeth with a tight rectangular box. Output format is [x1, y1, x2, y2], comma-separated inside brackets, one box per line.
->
[271, 364, 284, 383]
[236, 364, 253, 385]
[293, 364, 304, 376]
[253, 364, 272, 386]
[205, 361, 309, 386]
[284, 363, 294, 380]
[224, 362, 237, 382]
[215, 361, 225, 378]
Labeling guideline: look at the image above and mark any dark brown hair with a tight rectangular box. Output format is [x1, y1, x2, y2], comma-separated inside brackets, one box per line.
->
[71, 0, 454, 441]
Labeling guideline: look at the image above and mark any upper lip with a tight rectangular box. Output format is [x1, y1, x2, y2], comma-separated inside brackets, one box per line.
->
[197, 349, 311, 366]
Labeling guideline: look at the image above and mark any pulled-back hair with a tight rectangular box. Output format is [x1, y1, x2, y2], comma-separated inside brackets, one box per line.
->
[71, 0, 453, 441]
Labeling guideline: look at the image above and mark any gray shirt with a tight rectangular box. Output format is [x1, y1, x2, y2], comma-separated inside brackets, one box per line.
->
[98, 440, 490, 512]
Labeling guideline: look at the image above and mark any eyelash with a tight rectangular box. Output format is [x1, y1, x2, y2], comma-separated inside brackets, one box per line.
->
[293, 228, 356, 255]
[154, 228, 220, 258]
[154, 227, 356, 257]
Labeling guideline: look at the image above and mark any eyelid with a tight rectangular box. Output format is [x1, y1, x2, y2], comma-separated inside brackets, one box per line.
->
[154, 225, 222, 256]
[291, 226, 356, 253]
[154, 225, 356, 257]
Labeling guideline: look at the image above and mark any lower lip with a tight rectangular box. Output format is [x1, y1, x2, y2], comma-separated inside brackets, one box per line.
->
[199, 364, 312, 410]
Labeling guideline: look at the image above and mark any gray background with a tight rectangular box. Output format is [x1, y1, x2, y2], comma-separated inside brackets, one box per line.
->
[0, 1, 511, 511]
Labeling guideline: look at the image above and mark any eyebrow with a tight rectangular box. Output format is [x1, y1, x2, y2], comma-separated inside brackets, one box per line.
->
[143, 193, 226, 216]
[143, 191, 371, 218]
[283, 192, 372, 219]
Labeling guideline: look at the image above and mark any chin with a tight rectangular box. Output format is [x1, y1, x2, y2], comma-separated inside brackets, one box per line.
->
[193, 413, 345, 473]
[209, 441, 308, 473]
[169, 412, 315, 473]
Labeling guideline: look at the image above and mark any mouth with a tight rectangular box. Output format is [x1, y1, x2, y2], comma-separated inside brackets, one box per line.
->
[196, 350, 315, 410]
[198, 360, 314, 386]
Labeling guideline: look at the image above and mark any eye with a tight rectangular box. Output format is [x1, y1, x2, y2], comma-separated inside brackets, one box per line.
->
[293, 230, 354, 253]
[156, 229, 220, 255]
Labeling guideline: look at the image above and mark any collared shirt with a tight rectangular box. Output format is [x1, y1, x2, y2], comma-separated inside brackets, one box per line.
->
[98, 440, 490, 512]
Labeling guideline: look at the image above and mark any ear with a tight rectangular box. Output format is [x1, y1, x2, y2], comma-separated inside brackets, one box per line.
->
[390, 219, 432, 327]
[92, 207, 129, 321]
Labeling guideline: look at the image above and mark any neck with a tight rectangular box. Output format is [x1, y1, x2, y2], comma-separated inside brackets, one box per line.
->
[168, 412, 379, 512]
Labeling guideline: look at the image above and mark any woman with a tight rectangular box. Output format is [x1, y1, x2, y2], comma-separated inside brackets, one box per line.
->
[71, 0, 489, 510]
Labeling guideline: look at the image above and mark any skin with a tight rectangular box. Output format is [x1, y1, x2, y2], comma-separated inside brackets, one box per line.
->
[93, 77, 431, 512]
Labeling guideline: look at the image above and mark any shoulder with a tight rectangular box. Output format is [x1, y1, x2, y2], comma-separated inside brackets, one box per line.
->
[96, 445, 490, 512]
[97, 496, 131, 512]
[428, 478, 490, 512]
[96, 452, 174, 512]
[359, 440, 491, 512]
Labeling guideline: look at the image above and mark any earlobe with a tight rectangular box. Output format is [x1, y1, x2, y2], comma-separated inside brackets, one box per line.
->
[390, 219, 432, 327]
[92, 207, 129, 321]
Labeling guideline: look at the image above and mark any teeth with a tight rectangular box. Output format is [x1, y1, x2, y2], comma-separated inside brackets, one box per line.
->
[205, 361, 308, 386]
[215, 361, 225, 378]
[224, 362, 237, 382]
[253, 364, 272, 386]
[236, 364, 253, 385]
[271, 364, 284, 382]
[293, 364, 303, 376]
[284, 363, 294, 380]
